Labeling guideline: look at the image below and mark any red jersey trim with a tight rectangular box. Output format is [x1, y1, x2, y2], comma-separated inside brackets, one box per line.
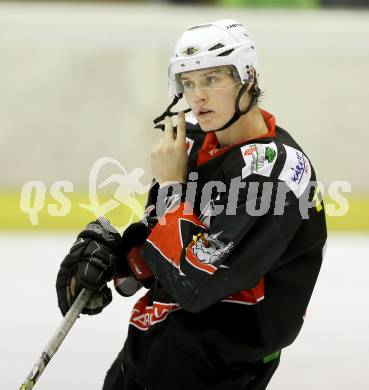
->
[130, 292, 181, 331]
[130, 279, 265, 331]
[148, 203, 205, 270]
[222, 277, 265, 305]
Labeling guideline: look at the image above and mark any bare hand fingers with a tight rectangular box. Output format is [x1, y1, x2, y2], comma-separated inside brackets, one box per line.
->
[164, 116, 174, 142]
[176, 112, 186, 145]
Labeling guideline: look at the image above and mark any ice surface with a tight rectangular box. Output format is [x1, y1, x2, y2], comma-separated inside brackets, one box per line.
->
[1, 232, 368, 389]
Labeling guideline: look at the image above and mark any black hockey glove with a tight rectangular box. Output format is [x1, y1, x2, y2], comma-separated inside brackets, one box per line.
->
[56, 217, 128, 316]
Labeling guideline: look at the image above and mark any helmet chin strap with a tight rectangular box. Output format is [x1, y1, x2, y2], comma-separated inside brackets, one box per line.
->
[210, 83, 259, 132]
[153, 83, 259, 132]
[153, 94, 191, 130]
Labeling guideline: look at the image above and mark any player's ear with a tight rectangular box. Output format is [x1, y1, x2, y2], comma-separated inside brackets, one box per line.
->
[239, 86, 252, 112]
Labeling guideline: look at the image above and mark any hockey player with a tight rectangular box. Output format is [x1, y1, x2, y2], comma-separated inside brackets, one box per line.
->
[56, 19, 327, 389]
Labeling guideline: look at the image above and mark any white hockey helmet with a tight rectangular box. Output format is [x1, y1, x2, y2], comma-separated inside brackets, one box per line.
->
[168, 19, 259, 98]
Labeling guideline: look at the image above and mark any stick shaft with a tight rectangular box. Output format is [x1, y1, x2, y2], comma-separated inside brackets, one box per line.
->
[20, 288, 94, 390]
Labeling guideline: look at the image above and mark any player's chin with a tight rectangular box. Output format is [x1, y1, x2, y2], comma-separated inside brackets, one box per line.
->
[199, 125, 215, 133]
[198, 117, 217, 132]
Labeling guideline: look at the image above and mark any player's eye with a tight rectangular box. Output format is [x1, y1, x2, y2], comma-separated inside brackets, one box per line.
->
[182, 80, 194, 90]
[205, 75, 218, 86]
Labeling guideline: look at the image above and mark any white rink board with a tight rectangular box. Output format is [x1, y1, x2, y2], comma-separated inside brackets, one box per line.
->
[0, 232, 368, 389]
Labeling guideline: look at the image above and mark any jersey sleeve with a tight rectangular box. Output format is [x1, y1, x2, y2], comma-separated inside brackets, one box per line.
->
[142, 140, 323, 313]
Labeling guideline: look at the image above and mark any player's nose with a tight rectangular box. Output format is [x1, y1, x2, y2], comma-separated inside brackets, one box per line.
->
[192, 88, 208, 103]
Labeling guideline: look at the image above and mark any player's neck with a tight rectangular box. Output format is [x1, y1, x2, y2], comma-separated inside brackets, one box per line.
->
[215, 106, 268, 148]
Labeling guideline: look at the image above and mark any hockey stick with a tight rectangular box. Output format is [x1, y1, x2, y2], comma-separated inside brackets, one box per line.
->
[19, 288, 94, 390]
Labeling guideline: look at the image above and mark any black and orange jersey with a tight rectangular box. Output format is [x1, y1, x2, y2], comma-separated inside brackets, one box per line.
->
[121, 110, 327, 389]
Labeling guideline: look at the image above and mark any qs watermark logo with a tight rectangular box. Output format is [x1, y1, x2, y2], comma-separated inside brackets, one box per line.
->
[20, 157, 151, 229]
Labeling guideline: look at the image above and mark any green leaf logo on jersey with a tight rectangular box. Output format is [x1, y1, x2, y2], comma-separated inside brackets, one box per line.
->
[241, 142, 278, 179]
[265, 147, 276, 163]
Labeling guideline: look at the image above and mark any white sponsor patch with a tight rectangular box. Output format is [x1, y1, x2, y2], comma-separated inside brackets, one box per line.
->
[278, 145, 311, 198]
[240, 142, 278, 179]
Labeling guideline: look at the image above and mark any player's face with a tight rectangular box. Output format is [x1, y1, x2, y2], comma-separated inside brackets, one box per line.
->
[180, 66, 242, 132]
